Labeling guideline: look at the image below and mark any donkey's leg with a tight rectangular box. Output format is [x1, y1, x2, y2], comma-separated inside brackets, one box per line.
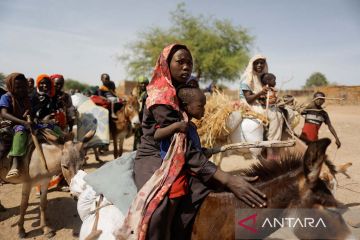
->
[18, 182, 31, 238]
[39, 180, 55, 238]
[113, 133, 118, 158]
[93, 147, 102, 162]
[118, 135, 125, 157]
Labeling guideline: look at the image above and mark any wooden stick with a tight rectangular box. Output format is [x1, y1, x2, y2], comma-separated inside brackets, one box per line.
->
[312, 97, 345, 101]
[265, 85, 270, 117]
[26, 116, 49, 171]
[219, 140, 296, 152]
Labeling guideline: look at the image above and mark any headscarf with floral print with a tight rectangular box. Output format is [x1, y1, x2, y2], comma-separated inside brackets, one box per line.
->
[146, 43, 191, 111]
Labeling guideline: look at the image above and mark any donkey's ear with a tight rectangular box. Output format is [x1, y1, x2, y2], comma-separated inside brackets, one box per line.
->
[303, 138, 331, 185]
[82, 130, 96, 144]
[77, 130, 96, 151]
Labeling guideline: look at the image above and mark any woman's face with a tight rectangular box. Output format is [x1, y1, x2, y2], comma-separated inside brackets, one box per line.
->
[169, 49, 193, 84]
[14, 78, 28, 97]
[54, 78, 64, 92]
[253, 59, 266, 74]
[39, 79, 50, 93]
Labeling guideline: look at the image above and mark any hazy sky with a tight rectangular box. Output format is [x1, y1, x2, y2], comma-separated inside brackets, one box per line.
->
[0, 0, 359, 89]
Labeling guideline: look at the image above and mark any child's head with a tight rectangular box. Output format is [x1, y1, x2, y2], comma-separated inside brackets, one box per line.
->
[186, 75, 199, 88]
[313, 91, 325, 107]
[177, 86, 206, 120]
[260, 73, 276, 87]
[6, 73, 28, 98]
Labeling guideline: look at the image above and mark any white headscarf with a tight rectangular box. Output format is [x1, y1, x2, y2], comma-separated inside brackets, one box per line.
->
[241, 54, 268, 94]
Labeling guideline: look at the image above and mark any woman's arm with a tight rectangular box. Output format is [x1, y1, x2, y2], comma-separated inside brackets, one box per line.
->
[186, 143, 266, 208]
[212, 169, 267, 208]
[243, 86, 269, 104]
[0, 108, 30, 129]
[154, 121, 188, 141]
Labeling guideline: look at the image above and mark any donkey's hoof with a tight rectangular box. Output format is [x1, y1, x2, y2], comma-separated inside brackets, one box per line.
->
[18, 228, 26, 238]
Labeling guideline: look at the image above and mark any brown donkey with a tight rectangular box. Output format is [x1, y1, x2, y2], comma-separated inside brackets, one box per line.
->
[0, 130, 95, 238]
[110, 95, 140, 158]
[191, 138, 355, 240]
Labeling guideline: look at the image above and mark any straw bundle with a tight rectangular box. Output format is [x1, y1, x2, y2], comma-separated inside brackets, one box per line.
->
[193, 91, 234, 148]
[194, 91, 268, 148]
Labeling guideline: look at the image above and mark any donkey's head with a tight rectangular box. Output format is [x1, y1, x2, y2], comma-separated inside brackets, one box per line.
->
[122, 95, 140, 128]
[59, 130, 95, 184]
[298, 138, 338, 208]
[290, 138, 354, 239]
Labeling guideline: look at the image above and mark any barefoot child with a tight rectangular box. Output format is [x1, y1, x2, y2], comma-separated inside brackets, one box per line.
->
[0, 73, 31, 178]
[300, 91, 341, 148]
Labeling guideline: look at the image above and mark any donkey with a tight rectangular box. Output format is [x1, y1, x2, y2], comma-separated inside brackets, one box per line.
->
[110, 95, 140, 158]
[191, 138, 355, 240]
[0, 130, 95, 238]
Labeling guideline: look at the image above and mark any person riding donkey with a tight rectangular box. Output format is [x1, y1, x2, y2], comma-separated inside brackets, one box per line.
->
[51, 74, 76, 132]
[133, 75, 149, 150]
[118, 44, 266, 240]
[98, 73, 123, 119]
[32, 74, 70, 192]
[0, 73, 32, 179]
[240, 55, 284, 160]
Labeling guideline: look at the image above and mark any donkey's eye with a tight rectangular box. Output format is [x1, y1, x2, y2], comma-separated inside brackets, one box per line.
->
[61, 165, 69, 170]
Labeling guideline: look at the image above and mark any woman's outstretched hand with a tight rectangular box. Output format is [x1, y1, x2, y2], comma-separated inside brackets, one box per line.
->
[213, 169, 267, 208]
[226, 175, 267, 208]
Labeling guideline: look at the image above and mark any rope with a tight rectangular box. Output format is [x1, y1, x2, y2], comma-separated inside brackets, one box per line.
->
[333, 148, 338, 161]
[280, 111, 296, 140]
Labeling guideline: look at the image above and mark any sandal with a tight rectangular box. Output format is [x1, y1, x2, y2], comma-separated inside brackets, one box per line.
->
[6, 169, 19, 179]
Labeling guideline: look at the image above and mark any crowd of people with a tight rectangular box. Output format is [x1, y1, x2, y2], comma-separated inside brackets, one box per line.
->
[0, 43, 341, 240]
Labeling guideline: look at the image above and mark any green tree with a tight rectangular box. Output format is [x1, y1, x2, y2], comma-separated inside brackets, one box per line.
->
[64, 79, 89, 92]
[304, 72, 329, 88]
[120, 3, 253, 83]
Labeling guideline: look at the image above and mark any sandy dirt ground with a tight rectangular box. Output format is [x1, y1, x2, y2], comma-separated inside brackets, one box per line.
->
[1, 104, 359, 239]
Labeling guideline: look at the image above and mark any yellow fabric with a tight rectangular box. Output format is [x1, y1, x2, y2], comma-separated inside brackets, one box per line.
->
[99, 85, 109, 91]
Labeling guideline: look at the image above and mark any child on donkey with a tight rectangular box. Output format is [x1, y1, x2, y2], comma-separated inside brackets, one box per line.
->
[119, 44, 266, 240]
[152, 85, 221, 236]
[0, 73, 32, 179]
[257, 72, 283, 160]
[300, 91, 341, 148]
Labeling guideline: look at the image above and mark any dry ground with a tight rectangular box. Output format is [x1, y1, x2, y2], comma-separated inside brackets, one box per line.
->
[1, 104, 359, 239]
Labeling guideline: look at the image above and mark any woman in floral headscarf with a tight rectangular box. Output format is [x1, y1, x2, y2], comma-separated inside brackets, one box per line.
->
[240, 55, 284, 160]
[118, 44, 266, 240]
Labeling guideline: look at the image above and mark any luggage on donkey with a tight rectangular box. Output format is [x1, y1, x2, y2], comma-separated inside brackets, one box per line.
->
[70, 151, 137, 240]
